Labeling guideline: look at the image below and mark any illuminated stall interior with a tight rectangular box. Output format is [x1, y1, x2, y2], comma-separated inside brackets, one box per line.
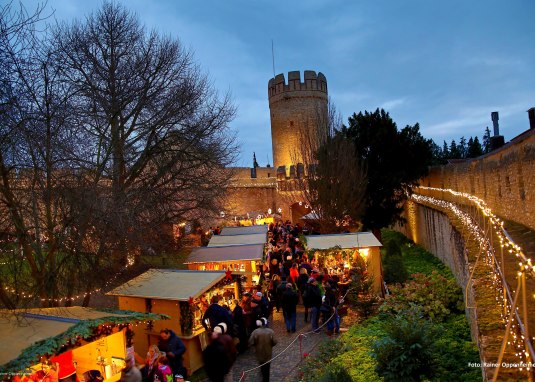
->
[108, 269, 239, 376]
[305, 232, 383, 294]
[185, 243, 264, 287]
[0, 307, 162, 380]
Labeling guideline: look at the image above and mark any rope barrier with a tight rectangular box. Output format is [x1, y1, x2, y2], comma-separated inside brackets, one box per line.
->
[239, 288, 350, 381]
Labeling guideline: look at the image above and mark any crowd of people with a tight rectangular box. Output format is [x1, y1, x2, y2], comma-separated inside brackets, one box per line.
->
[127, 221, 349, 382]
[264, 221, 346, 335]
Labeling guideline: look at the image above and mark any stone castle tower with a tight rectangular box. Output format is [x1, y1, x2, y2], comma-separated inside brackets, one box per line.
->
[268, 70, 328, 172]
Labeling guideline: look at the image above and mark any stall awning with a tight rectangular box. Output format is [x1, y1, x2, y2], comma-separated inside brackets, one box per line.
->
[185, 244, 264, 264]
[305, 232, 382, 250]
[108, 269, 226, 301]
[208, 233, 266, 247]
[220, 225, 269, 236]
[0, 307, 165, 372]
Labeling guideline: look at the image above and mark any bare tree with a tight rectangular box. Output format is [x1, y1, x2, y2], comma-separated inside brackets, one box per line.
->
[50, 1, 237, 298]
[0, 1, 237, 308]
[285, 100, 367, 232]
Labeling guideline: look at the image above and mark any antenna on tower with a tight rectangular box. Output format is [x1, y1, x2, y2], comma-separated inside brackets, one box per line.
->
[271, 39, 276, 78]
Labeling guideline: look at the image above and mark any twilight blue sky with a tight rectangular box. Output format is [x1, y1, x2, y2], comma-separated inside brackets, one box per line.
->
[13, 0, 535, 166]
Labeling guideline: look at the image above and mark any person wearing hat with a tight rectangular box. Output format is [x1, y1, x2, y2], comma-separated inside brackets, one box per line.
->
[202, 322, 237, 382]
[251, 291, 269, 326]
[249, 318, 277, 382]
[304, 277, 322, 332]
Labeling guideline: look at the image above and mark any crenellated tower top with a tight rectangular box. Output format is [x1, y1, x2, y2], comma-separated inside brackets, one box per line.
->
[268, 70, 328, 170]
[268, 70, 327, 101]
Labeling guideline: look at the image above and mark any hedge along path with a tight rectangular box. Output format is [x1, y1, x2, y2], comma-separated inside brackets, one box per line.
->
[238, 289, 350, 382]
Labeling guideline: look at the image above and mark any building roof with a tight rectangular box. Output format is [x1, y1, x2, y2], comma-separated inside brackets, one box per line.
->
[107, 269, 226, 301]
[220, 225, 269, 236]
[0, 307, 151, 369]
[185, 244, 264, 264]
[305, 232, 382, 250]
[300, 212, 320, 220]
[208, 233, 266, 247]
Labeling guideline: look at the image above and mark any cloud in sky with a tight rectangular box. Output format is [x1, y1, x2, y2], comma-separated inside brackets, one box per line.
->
[16, 0, 535, 166]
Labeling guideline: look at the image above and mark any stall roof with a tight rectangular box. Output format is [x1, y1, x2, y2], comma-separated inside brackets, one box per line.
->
[208, 233, 266, 247]
[305, 232, 382, 250]
[185, 244, 264, 264]
[220, 225, 269, 236]
[108, 269, 226, 301]
[0, 307, 156, 370]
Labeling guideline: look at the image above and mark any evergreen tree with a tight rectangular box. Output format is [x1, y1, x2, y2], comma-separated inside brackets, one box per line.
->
[458, 136, 467, 159]
[467, 136, 483, 158]
[430, 141, 445, 165]
[341, 109, 434, 239]
[482, 126, 491, 153]
[449, 140, 461, 159]
[383, 240, 408, 284]
[442, 140, 449, 159]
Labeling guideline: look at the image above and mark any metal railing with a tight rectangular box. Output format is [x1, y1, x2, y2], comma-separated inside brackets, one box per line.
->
[411, 186, 534, 381]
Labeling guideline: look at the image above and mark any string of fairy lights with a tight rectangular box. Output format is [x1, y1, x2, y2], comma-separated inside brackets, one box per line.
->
[411, 186, 534, 371]
[0, 240, 135, 304]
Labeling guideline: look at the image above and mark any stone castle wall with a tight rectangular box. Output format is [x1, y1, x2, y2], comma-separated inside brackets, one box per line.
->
[224, 167, 277, 218]
[268, 71, 328, 170]
[423, 128, 535, 231]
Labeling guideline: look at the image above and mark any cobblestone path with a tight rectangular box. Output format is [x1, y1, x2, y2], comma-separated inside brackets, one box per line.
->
[231, 305, 332, 382]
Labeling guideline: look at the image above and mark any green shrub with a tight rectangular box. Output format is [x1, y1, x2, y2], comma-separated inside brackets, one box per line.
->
[382, 240, 409, 284]
[372, 310, 436, 382]
[380, 271, 464, 322]
[318, 363, 353, 382]
[299, 339, 347, 382]
[431, 315, 481, 382]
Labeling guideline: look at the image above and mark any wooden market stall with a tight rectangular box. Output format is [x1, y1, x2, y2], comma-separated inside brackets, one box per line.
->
[107, 269, 240, 376]
[185, 243, 264, 287]
[208, 232, 266, 247]
[0, 307, 164, 380]
[305, 232, 384, 295]
[220, 225, 268, 236]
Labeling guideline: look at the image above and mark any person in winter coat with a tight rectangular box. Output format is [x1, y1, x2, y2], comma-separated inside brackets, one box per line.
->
[297, 268, 309, 307]
[232, 299, 248, 353]
[249, 318, 277, 382]
[281, 283, 299, 333]
[268, 275, 281, 312]
[304, 278, 322, 332]
[289, 263, 299, 284]
[202, 323, 237, 382]
[157, 329, 186, 378]
[153, 356, 172, 382]
[202, 296, 234, 336]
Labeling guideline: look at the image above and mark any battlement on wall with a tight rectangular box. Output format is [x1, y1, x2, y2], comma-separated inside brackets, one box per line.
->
[268, 70, 327, 99]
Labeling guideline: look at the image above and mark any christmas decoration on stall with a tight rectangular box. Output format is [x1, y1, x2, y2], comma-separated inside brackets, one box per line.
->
[179, 301, 195, 336]
[0, 310, 168, 375]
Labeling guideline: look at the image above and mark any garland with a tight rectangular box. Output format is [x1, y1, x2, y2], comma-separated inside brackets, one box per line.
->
[0, 310, 169, 374]
[179, 301, 194, 336]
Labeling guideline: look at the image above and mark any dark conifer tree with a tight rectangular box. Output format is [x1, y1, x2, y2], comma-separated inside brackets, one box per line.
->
[483, 126, 491, 153]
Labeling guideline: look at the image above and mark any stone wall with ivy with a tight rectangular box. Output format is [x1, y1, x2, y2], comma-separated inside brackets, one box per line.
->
[397, 200, 526, 381]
